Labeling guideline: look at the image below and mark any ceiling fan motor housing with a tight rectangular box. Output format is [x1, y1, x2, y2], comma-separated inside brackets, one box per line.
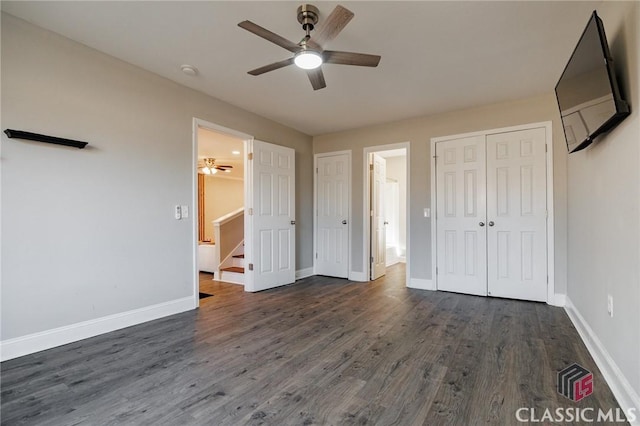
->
[297, 4, 319, 31]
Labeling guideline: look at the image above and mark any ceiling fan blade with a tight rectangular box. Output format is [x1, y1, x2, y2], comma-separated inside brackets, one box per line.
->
[313, 5, 354, 47]
[238, 21, 300, 53]
[216, 165, 233, 169]
[323, 50, 381, 67]
[248, 57, 295, 76]
[306, 68, 326, 90]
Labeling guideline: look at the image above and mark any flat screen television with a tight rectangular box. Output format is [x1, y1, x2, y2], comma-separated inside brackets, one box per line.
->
[555, 11, 630, 153]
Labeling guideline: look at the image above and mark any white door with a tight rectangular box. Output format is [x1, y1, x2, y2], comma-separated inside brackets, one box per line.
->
[246, 140, 295, 292]
[370, 153, 386, 280]
[435, 136, 488, 296]
[315, 153, 349, 278]
[486, 128, 547, 301]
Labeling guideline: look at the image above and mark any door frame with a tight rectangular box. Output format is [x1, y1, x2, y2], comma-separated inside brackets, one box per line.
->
[192, 118, 253, 306]
[313, 150, 352, 277]
[363, 142, 411, 286]
[430, 121, 558, 305]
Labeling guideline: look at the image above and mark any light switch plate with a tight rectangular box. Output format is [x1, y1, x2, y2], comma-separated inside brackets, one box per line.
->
[174, 205, 182, 220]
[181, 205, 189, 218]
[424, 208, 430, 218]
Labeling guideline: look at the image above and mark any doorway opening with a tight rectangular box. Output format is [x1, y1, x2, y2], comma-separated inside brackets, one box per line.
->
[193, 119, 251, 306]
[363, 143, 410, 285]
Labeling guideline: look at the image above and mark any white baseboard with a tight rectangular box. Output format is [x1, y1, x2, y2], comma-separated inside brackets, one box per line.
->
[548, 293, 566, 307]
[295, 267, 314, 280]
[349, 271, 368, 282]
[407, 278, 435, 291]
[565, 297, 640, 425]
[0, 296, 195, 362]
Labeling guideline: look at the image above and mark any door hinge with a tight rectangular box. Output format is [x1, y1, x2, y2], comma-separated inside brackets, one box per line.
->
[370, 256, 374, 264]
[316, 167, 318, 174]
[370, 210, 374, 217]
[315, 253, 318, 259]
[545, 144, 548, 153]
[248, 152, 253, 161]
[248, 208, 253, 215]
[547, 275, 549, 283]
[370, 164, 374, 171]
[248, 263, 254, 271]
[436, 267, 438, 275]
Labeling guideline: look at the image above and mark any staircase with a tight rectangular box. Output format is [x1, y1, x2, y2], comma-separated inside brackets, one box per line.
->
[213, 207, 245, 286]
[219, 253, 245, 285]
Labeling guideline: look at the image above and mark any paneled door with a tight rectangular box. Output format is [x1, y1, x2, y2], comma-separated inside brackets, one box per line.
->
[316, 153, 350, 278]
[435, 136, 488, 296]
[435, 128, 548, 302]
[246, 140, 295, 292]
[486, 128, 547, 301]
[370, 153, 387, 280]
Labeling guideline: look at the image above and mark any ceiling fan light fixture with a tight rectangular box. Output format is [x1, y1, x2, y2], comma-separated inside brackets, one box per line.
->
[202, 167, 211, 175]
[294, 50, 322, 70]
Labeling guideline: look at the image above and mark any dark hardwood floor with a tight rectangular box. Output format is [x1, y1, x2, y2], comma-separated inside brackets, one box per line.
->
[1, 264, 624, 425]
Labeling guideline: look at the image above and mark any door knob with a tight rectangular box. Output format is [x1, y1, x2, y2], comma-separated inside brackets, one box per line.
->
[384, 221, 389, 225]
[342, 220, 347, 224]
[291, 220, 296, 225]
[479, 222, 485, 227]
[488, 221, 495, 227]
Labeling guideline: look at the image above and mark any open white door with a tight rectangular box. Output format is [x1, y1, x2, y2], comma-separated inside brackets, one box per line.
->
[370, 153, 386, 280]
[316, 153, 350, 278]
[245, 140, 295, 292]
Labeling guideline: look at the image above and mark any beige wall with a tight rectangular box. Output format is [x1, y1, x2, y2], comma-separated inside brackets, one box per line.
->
[203, 176, 244, 243]
[566, 1, 640, 400]
[314, 93, 568, 294]
[1, 13, 313, 342]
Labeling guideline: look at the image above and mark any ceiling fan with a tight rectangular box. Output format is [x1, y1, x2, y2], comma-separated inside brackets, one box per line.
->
[199, 158, 232, 175]
[238, 4, 381, 90]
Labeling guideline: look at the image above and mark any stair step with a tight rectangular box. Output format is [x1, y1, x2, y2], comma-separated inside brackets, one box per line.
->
[232, 254, 245, 258]
[221, 266, 244, 274]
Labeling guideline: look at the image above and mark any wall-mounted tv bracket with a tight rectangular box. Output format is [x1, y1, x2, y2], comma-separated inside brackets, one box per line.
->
[4, 129, 88, 149]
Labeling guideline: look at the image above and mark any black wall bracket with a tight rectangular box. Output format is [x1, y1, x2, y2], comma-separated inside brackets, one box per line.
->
[4, 129, 88, 149]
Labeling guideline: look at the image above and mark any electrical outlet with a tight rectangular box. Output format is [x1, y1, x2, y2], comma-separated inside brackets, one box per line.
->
[607, 294, 614, 317]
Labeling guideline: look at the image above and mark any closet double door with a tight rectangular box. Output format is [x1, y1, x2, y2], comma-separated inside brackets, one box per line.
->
[435, 127, 548, 302]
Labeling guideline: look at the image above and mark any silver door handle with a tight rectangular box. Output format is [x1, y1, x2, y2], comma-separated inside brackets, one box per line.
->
[342, 220, 347, 224]
[488, 221, 495, 227]
[479, 222, 485, 227]
[384, 221, 389, 225]
[291, 220, 296, 225]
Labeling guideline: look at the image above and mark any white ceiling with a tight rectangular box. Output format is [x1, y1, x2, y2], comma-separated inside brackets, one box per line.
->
[2, 1, 600, 136]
